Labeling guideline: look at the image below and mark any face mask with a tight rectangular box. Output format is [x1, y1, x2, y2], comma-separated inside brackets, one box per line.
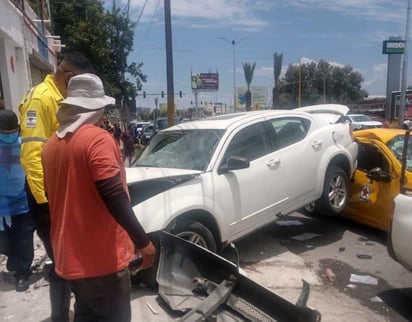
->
[0, 132, 19, 144]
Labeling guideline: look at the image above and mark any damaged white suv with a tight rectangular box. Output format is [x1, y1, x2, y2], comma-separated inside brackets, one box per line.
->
[126, 104, 357, 252]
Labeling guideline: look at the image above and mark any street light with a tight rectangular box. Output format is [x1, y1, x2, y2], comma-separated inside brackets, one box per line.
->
[218, 37, 248, 112]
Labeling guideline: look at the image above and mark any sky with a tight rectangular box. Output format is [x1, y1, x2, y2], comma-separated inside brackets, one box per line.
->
[113, 0, 410, 110]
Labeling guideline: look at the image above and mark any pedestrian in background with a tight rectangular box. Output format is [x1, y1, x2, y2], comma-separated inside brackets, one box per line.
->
[42, 73, 156, 322]
[121, 124, 136, 167]
[113, 123, 122, 144]
[0, 109, 34, 292]
[19, 52, 94, 321]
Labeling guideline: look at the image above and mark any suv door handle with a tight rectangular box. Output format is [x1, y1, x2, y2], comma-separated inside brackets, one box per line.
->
[312, 140, 322, 150]
[267, 158, 280, 168]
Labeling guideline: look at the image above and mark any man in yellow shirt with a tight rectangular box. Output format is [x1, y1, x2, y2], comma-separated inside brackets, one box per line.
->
[19, 53, 93, 322]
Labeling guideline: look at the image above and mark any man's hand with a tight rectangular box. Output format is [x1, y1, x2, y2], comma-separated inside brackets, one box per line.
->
[138, 241, 156, 270]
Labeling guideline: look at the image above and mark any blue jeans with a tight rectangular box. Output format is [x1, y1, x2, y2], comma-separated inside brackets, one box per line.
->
[2, 213, 34, 278]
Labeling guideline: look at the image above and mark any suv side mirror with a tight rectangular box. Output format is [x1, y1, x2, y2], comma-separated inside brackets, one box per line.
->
[367, 167, 392, 183]
[218, 156, 250, 175]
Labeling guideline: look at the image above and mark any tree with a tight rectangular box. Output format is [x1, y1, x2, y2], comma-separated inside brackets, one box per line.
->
[48, 0, 146, 121]
[242, 62, 256, 111]
[272, 52, 283, 109]
[281, 60, 367, 108]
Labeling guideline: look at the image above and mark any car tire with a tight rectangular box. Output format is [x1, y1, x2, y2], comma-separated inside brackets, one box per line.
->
[316, 165, 348, 216]
[303, 202, 318, 216]
[170, 219, 217, 252]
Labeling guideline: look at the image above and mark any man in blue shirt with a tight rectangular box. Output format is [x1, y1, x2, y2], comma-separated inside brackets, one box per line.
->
[0, 109, 34, 292]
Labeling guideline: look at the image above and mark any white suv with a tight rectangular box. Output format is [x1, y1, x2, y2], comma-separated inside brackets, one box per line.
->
[127, 104, 357, 257]
[343, 114, 383, 131]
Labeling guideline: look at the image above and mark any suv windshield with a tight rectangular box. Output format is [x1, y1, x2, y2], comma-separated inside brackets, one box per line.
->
[351, 115, 372, 122]
[134, 129, 224, 171]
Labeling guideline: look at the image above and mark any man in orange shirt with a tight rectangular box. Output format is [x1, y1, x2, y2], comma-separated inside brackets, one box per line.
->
[42, 73, 156, 321]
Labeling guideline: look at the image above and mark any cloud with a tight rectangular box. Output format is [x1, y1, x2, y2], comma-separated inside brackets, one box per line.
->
[127, 0, 269, 29]
[125, 0, 405, 29]
[362, 63, 387, 95]
[285, 0, 404, 22]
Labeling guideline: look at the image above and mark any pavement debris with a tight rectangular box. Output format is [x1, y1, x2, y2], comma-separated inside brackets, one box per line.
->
[325, 268, 336, 282]
[349, 273, 378, 285]
[291, 233, 323, 241]
[276, 219, 304, 226]
[356, 254, 372, 260]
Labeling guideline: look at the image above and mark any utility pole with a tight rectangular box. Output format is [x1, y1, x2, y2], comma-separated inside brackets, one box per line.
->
[298, 58, 302, 107]
[218, 37, 247, 112]
[400, 0, 411, 128]
[164, 0, 175, 127]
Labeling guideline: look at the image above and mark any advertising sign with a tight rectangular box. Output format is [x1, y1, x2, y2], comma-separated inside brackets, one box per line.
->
[191, 73, 219, 90]
[391, 90, 412, 119]
[236, 86, 268, 108]
[383, 40, 405, 54]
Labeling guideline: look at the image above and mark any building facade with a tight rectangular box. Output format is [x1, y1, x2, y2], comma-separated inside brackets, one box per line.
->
[0, 0, 58, 114]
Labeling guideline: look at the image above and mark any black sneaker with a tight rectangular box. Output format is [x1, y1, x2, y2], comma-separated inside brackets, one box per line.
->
[16, 277, 29, 292]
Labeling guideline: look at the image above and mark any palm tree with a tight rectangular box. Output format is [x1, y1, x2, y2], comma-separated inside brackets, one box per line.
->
[272, 52, 283, 109]
[242, 62, 256, 111]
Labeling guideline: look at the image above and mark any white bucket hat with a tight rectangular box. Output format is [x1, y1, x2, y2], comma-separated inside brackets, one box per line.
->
[56, 73, 115, 138]
[61, 73, 115, 109]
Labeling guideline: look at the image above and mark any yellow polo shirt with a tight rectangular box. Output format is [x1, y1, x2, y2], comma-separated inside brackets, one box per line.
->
[19, 74, 63, 204]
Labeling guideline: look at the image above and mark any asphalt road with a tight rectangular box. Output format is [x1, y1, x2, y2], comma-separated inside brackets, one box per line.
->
[224, 210, 412, 322]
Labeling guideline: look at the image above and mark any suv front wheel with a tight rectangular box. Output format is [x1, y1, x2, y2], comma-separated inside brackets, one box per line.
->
[170, 219, 217, 252]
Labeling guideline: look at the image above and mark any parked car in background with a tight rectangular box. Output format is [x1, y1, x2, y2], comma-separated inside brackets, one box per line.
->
[154, 117, 181, 132]
[140, 123, 155, 145]
[343, 114, 383, 131]
[338, 128, 412, 231]
[126, 104, 357, 260]
[388, 128, 412, 272]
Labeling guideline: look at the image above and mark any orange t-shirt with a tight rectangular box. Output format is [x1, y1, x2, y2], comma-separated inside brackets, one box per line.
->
[42, 124, 134, 279]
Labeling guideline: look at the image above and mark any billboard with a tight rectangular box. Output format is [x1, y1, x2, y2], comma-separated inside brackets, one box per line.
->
[191, 73, 219, 90]
[236, 86, 268, 108]
[391, 90, 412, 119]
[383, 40, 405, 54]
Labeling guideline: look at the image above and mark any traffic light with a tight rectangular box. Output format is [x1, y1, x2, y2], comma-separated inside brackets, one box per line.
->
[161, 91, 164, 98]
[143, 91, 146, 98]
[179, 90, 182, 98]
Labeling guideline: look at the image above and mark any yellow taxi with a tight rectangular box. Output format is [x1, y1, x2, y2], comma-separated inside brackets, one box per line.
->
[343, 128, 412, 231]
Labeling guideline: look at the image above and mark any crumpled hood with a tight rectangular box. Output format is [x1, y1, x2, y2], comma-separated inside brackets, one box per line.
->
[126, 167, 202, 183]
[126, 167, 202, 206]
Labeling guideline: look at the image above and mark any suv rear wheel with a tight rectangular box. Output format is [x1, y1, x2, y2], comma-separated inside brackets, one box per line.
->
[316, 165, 348, 216]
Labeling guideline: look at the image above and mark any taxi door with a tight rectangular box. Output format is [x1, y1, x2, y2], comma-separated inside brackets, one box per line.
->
[344, 142, 398, 231]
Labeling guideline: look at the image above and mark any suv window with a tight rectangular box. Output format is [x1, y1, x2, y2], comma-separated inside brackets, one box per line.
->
[223, 122, 272, 162]
[268, 117, 309, 149]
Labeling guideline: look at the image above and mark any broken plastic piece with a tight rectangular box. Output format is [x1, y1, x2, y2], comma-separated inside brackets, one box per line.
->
[349, 274, 378, 285]
[356, 254, 372, 259]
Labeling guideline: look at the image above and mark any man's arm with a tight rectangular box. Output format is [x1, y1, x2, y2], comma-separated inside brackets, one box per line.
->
[95, 173, 156, 269]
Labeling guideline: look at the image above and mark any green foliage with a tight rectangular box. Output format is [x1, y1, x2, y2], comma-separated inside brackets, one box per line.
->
[49, 0, 146, 112]
[273, 52, 283, 108]
[280, 59, 367, 108]
[242, 62, 256, 111]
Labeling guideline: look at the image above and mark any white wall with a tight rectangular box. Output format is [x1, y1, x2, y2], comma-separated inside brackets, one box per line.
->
[0, 0, 57, 117]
